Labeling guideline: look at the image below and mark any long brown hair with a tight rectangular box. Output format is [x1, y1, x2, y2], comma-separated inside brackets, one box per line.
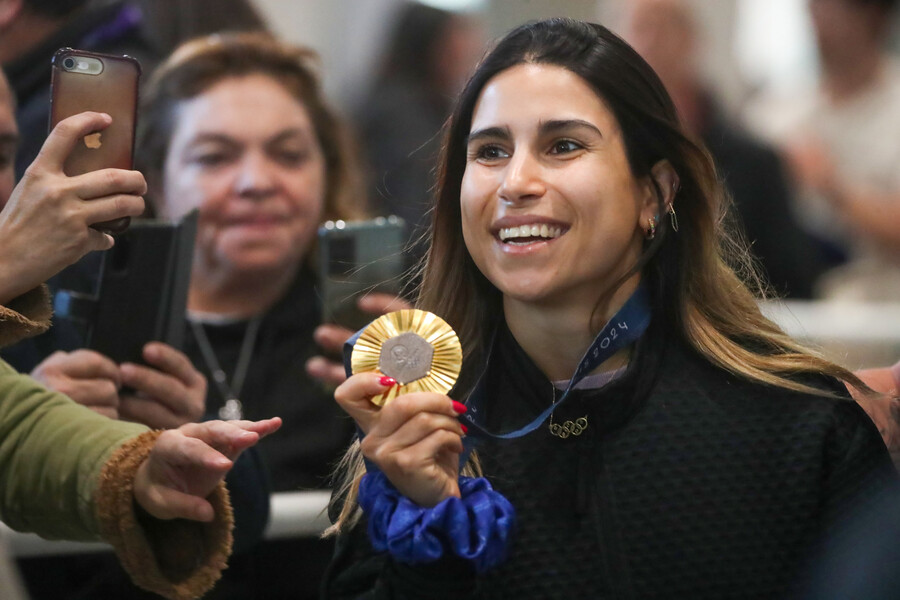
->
[327, 18, 866, 534]
[419, 18, 863, 394]
[136, 32, 366, 222]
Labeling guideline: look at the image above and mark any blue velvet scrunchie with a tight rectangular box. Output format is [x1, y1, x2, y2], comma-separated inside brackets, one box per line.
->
[357, 470, 516, 573]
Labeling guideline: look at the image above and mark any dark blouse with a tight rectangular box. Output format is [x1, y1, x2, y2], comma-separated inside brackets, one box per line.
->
[184, 267, 356, 492]
[324, 326, 898, 599]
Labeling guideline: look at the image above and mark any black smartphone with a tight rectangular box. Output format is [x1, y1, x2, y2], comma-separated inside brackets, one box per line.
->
[54, 211, 198, 365]
[49, 48, 141, 234]
[317, 216, 406, 331]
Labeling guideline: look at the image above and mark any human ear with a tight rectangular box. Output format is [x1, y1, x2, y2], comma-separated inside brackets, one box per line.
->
[651, 159, 679, 207]
[640, 159, 679, 225]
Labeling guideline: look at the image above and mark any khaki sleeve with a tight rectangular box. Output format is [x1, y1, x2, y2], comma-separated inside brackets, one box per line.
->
[0, 358, 146, 540]
[95, 431, 234, 600]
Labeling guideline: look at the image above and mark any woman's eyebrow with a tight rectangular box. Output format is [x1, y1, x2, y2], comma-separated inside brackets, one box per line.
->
[466, 126, 510, 145]
[187, 133, 240, 147]
[539, 119, 603, 137]
[268, 128, 310, 145]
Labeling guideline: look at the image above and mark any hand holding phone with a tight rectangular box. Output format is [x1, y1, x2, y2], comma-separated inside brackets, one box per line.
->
[317, 216, 407, 331]
[0, 112, 146, 306]
[306, 292, 414, 386]
[49, 48, 141, 234]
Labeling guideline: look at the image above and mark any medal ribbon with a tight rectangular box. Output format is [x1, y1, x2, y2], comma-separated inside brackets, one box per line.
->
[462, 284, 651, 440]
[339, 287, 650, 571]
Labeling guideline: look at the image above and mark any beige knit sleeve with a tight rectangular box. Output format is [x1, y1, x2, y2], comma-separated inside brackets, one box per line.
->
[95, 431, 235, 600]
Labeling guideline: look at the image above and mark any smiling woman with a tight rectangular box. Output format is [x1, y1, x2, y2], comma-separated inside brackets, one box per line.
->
[133, 30, 371, 467]
[460, 64, 670, 379]
[324, 18, 898, 600]
[139, 36, 365, 319]
[158, 72, 327, 308]
[124, 33, 372, 597]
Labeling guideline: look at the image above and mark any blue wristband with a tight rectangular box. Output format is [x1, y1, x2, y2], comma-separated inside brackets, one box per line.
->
[358, 470, 516, 573]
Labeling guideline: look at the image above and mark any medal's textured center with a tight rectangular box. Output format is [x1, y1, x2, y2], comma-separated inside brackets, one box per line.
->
[379, 332, 434, 384]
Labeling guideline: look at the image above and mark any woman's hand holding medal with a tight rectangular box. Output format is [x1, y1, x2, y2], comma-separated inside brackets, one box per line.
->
[335, 373, 467, 507]
[338, 312, 514, 570]
[335, 309, 466, 507]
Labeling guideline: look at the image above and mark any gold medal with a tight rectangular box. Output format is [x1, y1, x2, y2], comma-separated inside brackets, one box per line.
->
[351, 309, 462, 406]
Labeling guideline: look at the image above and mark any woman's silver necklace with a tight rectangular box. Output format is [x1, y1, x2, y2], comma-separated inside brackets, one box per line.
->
[190, 315, 263, 420]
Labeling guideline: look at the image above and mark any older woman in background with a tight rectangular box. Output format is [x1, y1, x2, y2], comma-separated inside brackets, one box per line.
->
[134, 33, 394, 598]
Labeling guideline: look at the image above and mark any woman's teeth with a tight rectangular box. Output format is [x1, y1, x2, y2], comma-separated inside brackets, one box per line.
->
[498, 224, 563, 242]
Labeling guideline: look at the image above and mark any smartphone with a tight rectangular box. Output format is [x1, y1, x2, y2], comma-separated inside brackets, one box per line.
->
[54, 211, 198, 365]
[49, 48, 141, 234]
[317, 216, 406, 331]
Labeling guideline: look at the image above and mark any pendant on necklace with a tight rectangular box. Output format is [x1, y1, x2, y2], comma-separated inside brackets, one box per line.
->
[548, 385, 588, 439]
[219, 398, 243, 421]
[548, 415, 588, 439]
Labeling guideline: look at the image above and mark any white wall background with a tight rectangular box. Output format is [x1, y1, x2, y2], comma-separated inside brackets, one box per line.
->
[249, 0, 896, 118]
[251, 0, 406, 112]
[250, 0, 760, 117]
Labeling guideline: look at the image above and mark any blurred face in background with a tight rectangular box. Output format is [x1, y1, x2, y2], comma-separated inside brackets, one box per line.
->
[159, 73, 326, 284]
[0, 73, 17, 208]
[808, 0, 888, 66]
[433, 15, 485, 96]
[621, 0, 696, 92]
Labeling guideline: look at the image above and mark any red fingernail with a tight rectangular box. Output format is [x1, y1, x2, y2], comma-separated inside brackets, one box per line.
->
[379, 376, 397, 387]
[460, 424, 468, 435]
[452, 401, 467, 414]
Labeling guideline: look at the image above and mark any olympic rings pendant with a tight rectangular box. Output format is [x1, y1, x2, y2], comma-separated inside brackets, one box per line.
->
[548, 415, 589, 439]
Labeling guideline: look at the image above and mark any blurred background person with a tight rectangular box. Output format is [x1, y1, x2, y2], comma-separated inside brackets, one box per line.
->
[132, 0, 268, 55]
[0, 53, 272, 600]
[136, 31, 368, 497]
[0, 0, 268, 312]
[0, 0, 157, 180]
[746, 0, 900, 300]
[0, 66, 265, 599]
[130, 33, 388, 599]
[618, 0, 825, 298]
[618, 0, 900, 464]
[3, 30, 367, 599]
[355, 1, 485, 270]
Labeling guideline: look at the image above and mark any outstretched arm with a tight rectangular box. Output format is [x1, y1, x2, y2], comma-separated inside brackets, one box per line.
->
[133, 418, 281, 522]
[96, 418, 281, 599]
[0, 355, 281, 599]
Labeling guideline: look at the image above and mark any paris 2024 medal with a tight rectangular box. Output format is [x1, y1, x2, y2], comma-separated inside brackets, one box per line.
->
[350, 309, 462, 406]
